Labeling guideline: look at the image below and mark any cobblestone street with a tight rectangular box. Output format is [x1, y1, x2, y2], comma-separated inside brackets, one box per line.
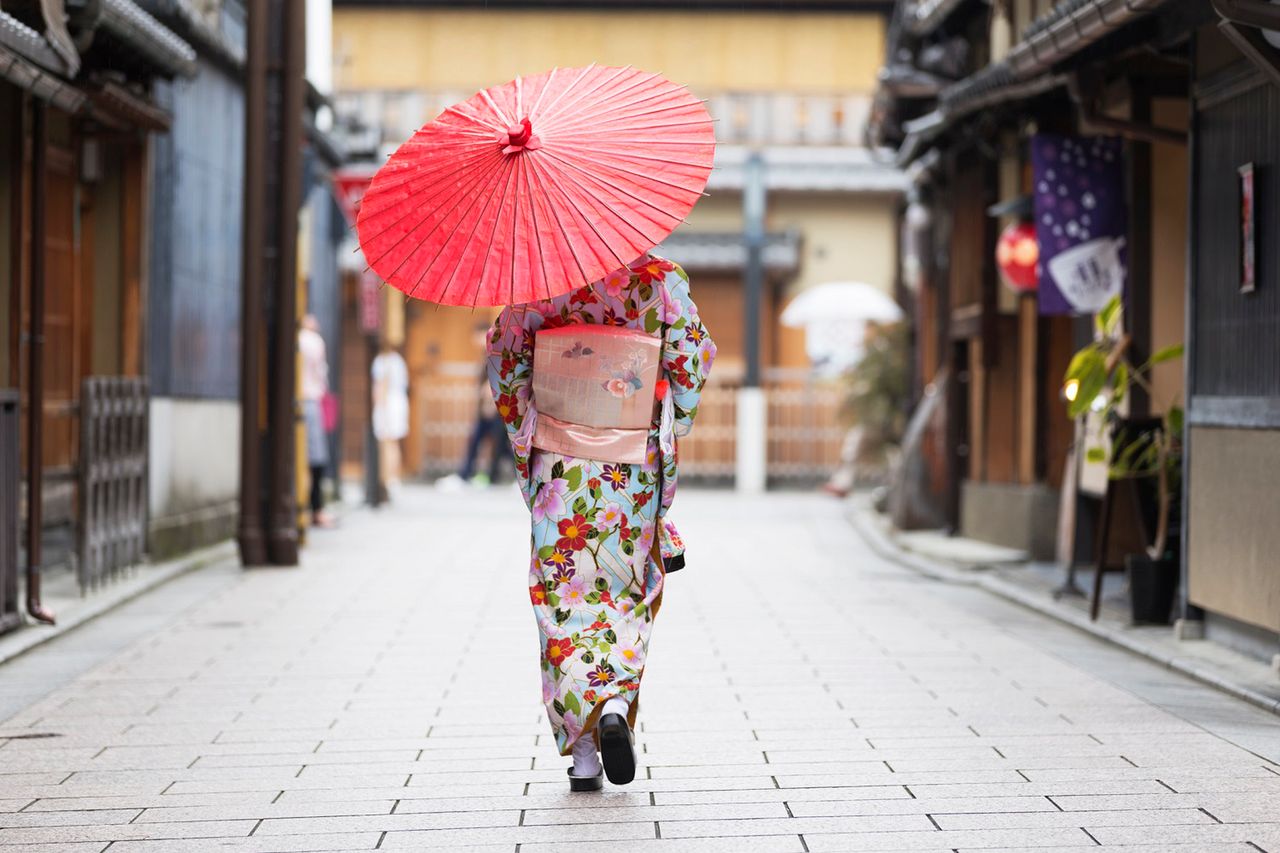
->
[2, 487, 1280, 852]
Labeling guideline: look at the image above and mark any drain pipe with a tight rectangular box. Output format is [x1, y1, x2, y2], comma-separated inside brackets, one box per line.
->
[26, 99, 54, 625]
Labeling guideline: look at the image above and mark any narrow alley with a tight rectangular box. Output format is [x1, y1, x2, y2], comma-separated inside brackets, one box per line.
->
[1, 489, 1279, 852]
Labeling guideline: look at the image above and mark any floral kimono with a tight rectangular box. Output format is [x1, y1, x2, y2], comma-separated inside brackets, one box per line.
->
[487, 255, 715, 755]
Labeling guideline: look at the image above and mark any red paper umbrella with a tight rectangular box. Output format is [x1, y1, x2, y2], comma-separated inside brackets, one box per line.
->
[356, 65, 716, 307]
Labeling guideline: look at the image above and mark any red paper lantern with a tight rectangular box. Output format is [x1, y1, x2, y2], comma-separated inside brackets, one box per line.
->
[996, 221, 1039, 292]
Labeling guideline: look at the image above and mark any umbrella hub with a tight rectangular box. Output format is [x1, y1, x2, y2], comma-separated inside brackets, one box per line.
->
[501, 118, 542, 155]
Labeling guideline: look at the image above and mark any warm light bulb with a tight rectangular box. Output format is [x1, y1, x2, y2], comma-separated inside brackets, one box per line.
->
[1063, 379, 1080, 402]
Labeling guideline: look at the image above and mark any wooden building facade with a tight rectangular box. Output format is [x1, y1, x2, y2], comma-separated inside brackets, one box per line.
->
[875, 0, 1280, 659]
[2, 0, 197, 621]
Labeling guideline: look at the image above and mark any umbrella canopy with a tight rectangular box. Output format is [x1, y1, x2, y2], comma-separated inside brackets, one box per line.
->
[780, 282, 904, 328]
[357, 65, 716, 307]
[782, 282, 903, 376]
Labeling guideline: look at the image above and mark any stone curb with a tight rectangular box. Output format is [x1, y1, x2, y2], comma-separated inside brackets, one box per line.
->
[846, 497, 1280, 719]
[0, 540, 238, 667]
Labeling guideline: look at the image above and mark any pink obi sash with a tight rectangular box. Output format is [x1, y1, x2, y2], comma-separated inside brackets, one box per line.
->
[529, 325, 660, 464]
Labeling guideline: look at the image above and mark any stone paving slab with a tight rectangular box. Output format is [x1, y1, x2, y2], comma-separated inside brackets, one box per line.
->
[1, 488, 1279, 851]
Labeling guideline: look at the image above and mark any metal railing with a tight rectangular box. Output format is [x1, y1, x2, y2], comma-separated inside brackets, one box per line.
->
[78, 377, 149, 592]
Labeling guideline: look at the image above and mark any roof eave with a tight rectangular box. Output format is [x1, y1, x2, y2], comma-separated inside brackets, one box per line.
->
[99, 0, 198, 78]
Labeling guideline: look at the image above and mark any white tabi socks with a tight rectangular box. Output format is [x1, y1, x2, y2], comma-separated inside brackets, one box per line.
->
[601, 696, 629, 720]
[571, 732, 601, 777]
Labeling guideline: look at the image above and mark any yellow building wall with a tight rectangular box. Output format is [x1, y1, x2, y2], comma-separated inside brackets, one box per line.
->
[333, 9, 885, 94]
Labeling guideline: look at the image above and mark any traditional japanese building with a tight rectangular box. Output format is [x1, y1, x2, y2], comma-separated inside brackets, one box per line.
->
[2, 0, 197, 623]
[874, 0, 1280, 661]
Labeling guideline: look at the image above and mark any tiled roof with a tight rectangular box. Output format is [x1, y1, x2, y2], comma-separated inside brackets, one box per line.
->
[0, 9, 64, 72]
[710, 146, 909, 194]
[655, 231, 802, 275]
[100, 0, 198, 78]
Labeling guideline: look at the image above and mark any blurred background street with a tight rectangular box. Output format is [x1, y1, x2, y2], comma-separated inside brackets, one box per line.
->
[2, 487, 1280, 850]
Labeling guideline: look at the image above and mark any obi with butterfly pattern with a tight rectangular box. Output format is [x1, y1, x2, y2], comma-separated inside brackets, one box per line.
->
[530, 325, 661, 464]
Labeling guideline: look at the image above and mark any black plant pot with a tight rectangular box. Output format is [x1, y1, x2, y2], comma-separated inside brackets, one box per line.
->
[1126, 553, 1179, 625]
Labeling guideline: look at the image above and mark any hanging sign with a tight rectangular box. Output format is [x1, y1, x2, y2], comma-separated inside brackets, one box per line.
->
[1031, 134, 1127, 315]
[359, 269, 382, 334]
[333, 166, 376, 227]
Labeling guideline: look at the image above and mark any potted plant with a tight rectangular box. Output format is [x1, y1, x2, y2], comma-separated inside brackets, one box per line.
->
[1063, 296, 1184, 624]
[833, 322, 910, 496]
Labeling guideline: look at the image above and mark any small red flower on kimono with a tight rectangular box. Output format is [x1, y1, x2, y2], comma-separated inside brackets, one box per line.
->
[633, 490, 651, 509]
[530, 584, 547, 605]
[601, 464, 629, 489]
[631, 257, 675, 285]
[571, 286, 598, 303]
[587, 477, 601, 491]
[495, 392, 520, 424]
[589, 619, 611, 630]
[545, 637, 575, 667]
[588, 663, 616, 686]
[618, 679, 639, 691]
[583, 689, 598, 703]
[668, 355, 695, 390]
[556, 514, 592, 551]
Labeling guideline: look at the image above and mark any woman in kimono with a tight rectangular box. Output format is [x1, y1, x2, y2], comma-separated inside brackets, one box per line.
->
[487, 254, 714, 791]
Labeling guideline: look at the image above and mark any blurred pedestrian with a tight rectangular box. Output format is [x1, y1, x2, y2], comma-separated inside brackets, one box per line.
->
[439, 324, 509, 490]
[371, 341, 410, 496]
[298, 314, 335, 528]
[487, 254, 715, 791]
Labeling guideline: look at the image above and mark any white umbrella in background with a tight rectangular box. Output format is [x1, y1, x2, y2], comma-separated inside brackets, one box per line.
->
[781, 282, 904, 375]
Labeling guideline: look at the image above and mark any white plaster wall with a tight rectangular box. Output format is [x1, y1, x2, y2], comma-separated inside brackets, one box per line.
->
[149, 398, 241, 518]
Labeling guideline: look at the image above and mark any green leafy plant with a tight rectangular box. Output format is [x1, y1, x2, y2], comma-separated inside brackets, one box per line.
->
[841, 323, 911, 454]
[1063, 296, 1184, 560]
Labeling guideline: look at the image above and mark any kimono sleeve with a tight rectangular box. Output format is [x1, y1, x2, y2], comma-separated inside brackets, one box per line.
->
[486, 308, 536, 506]
[661, 266, 716, 436]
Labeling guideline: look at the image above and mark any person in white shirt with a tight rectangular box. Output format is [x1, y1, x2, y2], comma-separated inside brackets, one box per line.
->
[371, 342, 410, 496]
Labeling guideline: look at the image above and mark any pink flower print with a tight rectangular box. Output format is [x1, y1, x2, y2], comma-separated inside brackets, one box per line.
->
[541, 668, 557, 704]
[604, 377, 632, 398]
[616, 638, 645, 671]
[530, 452, 552, 483]
[637, 521, 656, 555]
[562, 709, 583, 743]
[664, 521, 685, 551]
[599, 502, 627, 529]
[532, 478, 569, 524]
[556, 575, 589, 609]
[602, 268, 631, 299]
[660, 292, 682, 325]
